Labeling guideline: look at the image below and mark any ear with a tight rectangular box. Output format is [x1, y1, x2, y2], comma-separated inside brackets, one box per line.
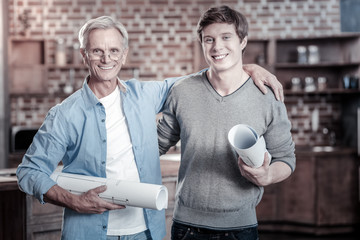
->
[80, 48, 86, 58]
[121, 48, 129, 65]
[80, 48, 87, 65]
[240, 36, 248, 50]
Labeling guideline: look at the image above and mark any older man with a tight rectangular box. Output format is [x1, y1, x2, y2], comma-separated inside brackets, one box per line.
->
[17, 16, 282, 240]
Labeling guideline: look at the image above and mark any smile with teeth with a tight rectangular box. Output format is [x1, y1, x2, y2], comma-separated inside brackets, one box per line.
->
[98, 65, 115, 70]
[213, 54, 228, 60]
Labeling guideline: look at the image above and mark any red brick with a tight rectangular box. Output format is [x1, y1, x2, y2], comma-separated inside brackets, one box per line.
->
[53, 0, 72, 6]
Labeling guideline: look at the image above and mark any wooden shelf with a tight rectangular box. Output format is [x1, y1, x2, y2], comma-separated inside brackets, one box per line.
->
[272, 34, 360, 92]
[275, 62, 360, 69]
[284, 89, 360, 95]
[275, 33, 360, 42]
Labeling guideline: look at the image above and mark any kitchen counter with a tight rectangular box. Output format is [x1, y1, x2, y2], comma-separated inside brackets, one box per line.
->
[0, 168, 17, 191]
[0, 157, 181, 240]
[160, 146, 360, 236]
[160, 150, 181, 177]
[257, 145, 359, 235]
[0, 168, 27, 240]
[2, 146, 356, 191]
[0, 155, 180, 189]
[2, 147, 358, 238]
[295, 145, 357, 156]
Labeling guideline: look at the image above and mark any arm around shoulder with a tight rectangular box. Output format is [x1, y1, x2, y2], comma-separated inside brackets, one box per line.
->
[157, 87, 182, 155]
[243, 64, 284, 102]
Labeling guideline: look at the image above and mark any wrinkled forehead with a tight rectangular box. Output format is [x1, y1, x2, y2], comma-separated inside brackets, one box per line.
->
[87, 28, 124, 49]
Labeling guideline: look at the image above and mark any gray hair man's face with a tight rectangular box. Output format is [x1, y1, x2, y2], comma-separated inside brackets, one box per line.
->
[83, 28, 128, 83]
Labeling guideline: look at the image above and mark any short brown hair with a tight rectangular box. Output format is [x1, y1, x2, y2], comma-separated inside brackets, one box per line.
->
[197, 5, 248, 43]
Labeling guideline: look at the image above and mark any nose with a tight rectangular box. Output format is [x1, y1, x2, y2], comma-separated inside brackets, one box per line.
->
[101, 53, 112, 63]
[212, 39, 224, 52]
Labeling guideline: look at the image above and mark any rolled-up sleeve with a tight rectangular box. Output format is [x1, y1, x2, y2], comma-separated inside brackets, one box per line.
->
[265, 100, 296, 172]
[16, 107, 67, 203]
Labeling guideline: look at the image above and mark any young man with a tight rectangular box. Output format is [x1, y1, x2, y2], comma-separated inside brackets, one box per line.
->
[158, 6, 296, 240]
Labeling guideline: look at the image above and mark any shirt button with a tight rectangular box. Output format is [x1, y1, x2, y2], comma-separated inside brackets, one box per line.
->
[102, 161, 105, 164]
[103, 139, 106, 143]
[101, 119, 105, 122]
[103, 225, 107, 230]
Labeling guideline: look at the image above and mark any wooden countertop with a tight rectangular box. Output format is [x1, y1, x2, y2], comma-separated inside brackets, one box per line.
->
[4, 146, 353, 191]
[0, 168, 18, 191]
[160, 159, 180, 177]
[160, 149, 181, 177]
[295, 146, 357, 156]
[0, 155, 182, 192]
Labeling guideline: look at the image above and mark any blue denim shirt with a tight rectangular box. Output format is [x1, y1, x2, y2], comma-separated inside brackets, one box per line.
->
[16, 75, 181, 240]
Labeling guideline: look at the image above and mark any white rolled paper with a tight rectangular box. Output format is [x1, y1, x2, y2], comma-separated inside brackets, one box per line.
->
[50, 172, 168, 210]
[228, 124, 271, 168]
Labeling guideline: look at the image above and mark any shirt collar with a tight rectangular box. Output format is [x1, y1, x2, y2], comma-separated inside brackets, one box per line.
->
[81, 76, 128, 109]
[116, 77, 127, 93]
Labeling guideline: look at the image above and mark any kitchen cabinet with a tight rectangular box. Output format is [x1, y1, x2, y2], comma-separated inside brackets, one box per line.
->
[0, 169, 63, 240]
[8, 38, 47, 94]
[0, 160, 180, 240]
[0, 175, 25, 240]
[24, 195, 63, 240]
[256, 147, 360, 235]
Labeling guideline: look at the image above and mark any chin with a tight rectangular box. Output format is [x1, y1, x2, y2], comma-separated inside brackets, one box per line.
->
[103, 77, 118, 82]
[211, 65, 229, 72]
[96, 71, 118, 81]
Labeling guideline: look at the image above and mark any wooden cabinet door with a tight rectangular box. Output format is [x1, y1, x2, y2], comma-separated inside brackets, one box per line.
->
[278, 156, 317, 224]
[316, 155, 359, 225]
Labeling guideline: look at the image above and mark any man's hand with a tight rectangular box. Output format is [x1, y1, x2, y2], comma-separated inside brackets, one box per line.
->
[238, 153, 292, 187]
[44, 185, 125, 214]
[243, 64, 284, 102]
[238, 153, 272, 187]
[72, 185, 125, 214]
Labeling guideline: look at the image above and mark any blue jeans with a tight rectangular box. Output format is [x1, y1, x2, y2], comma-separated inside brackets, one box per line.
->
[107, 229, 152, 240]
[171, 222, 259, 240]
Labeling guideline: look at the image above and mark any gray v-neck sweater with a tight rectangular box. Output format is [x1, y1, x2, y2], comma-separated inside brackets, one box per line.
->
[158, 71, 295, 230]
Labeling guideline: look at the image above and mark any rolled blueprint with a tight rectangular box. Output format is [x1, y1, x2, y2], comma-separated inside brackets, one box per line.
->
[228, 124, 271, 168]
[50, 172, 168, 210]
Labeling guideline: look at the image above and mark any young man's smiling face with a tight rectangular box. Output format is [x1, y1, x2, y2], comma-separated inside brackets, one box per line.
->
[201, 23, 247, 73]
[82, 28, 128, 83]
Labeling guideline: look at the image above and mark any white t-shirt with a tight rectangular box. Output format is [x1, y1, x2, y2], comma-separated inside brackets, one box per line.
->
[99, 86, 147, 236]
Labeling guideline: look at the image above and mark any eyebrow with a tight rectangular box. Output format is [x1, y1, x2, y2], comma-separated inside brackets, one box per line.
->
[203, 32, 233, 37]
[88, 46, 121, 51]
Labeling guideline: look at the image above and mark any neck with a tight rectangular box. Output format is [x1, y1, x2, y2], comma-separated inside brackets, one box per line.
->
[88, 77, 118, 99]
[207, 68, 249, 96]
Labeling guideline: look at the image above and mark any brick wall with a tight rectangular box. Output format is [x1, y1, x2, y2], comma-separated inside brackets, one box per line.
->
[8, 0, 344, 146]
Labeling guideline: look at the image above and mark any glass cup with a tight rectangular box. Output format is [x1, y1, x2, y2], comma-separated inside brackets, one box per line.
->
[317, 77, 327, 91]
[297, 46, 307, 64]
